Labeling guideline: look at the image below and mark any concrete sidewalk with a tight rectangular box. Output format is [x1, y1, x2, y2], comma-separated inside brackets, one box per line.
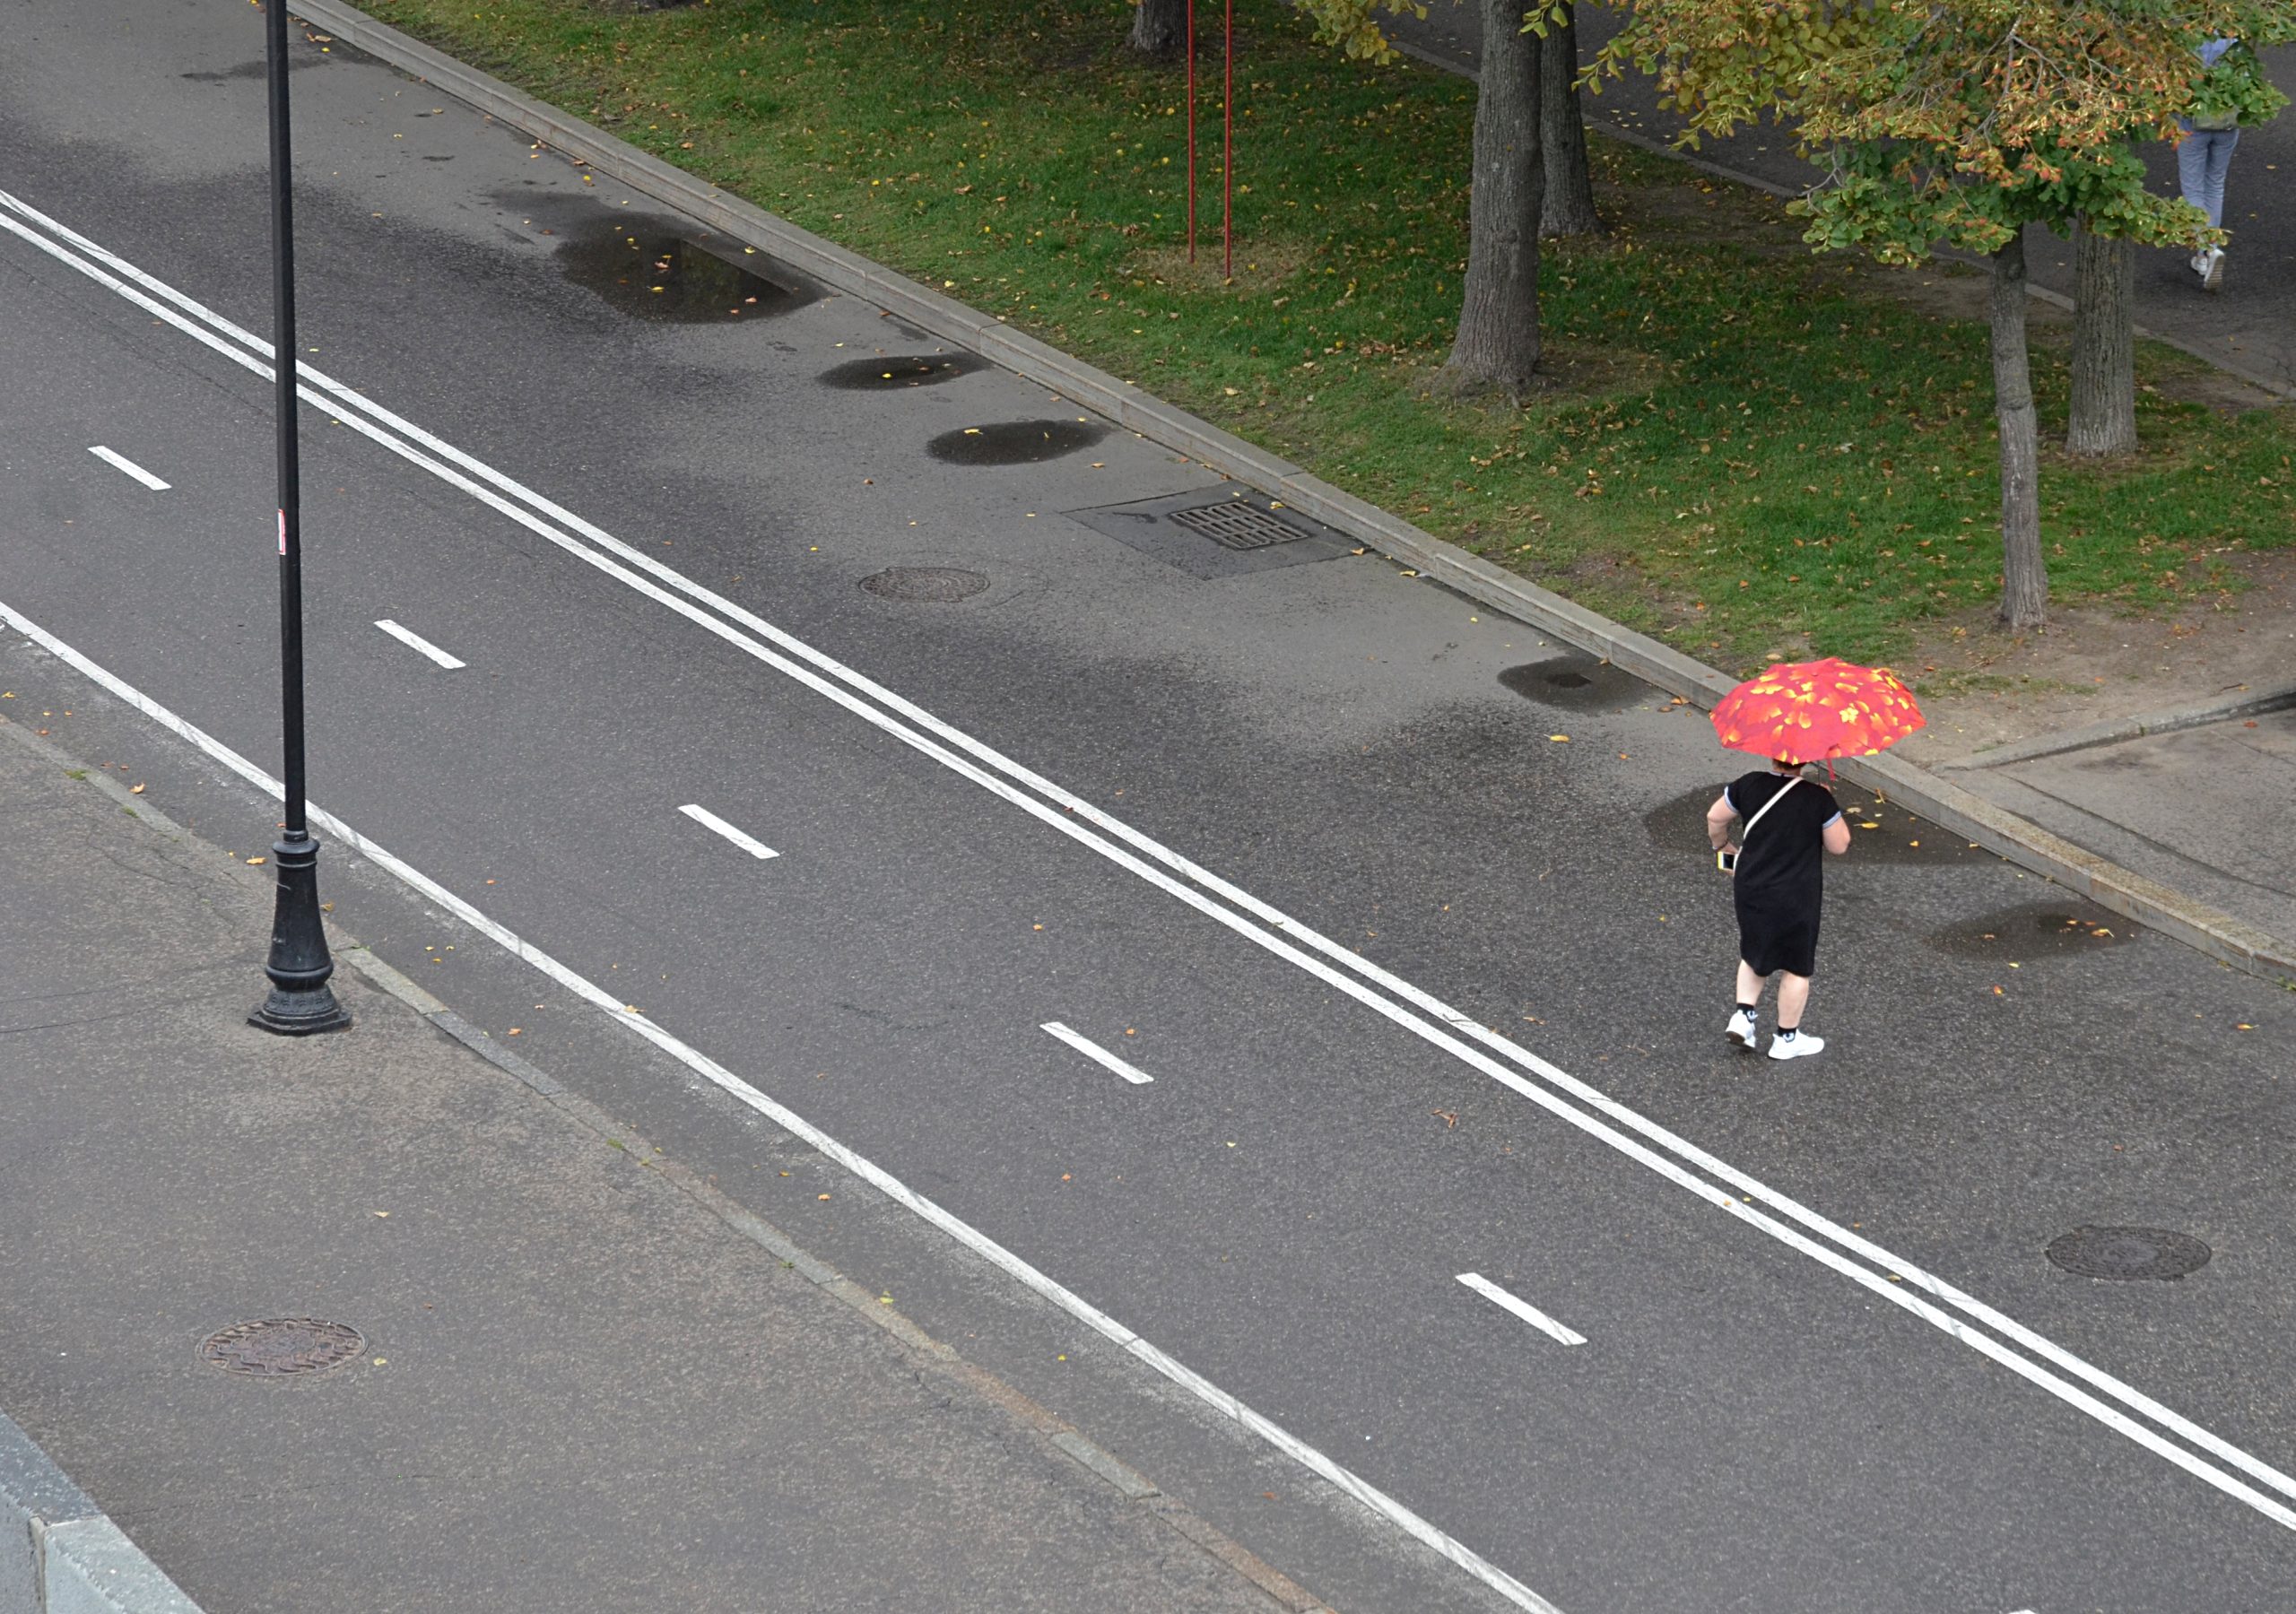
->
[0, 722, 1328, 1614]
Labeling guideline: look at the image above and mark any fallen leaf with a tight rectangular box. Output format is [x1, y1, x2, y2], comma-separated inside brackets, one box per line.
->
[1548, 734, 1570, 742]
[1431, 1109, 1458, 1128]
[131, 783, 145, 794]
[247, 856, 266, 865]
[818, 1193, 832, 1201]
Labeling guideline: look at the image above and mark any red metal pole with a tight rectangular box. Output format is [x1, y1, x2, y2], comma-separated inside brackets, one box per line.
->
[1222, 0, 1233, 278]
[1187, 0, 1196, 263]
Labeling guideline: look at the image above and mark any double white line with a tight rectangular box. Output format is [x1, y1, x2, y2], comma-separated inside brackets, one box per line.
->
[4, 185, 2292, 1594]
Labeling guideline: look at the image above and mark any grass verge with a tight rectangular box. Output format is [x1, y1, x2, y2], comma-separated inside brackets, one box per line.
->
[352, 0, 2296, 672]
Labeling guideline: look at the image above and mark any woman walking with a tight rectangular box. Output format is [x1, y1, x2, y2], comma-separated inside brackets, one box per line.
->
[1709, 759, 1850, 1060]
[1703, 657, 1926, 1063]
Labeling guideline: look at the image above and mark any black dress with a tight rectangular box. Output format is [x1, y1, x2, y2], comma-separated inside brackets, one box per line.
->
[1727, 771, 1843, 977]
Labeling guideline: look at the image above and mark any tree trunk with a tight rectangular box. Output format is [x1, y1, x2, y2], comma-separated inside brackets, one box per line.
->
[1436, 0, 1544, 402]
[2067, 218, 2137, 456]
[1537, 4, 1602, 238]
[1990, 232, 2048, 629]
[1126, 0, 1188, 64]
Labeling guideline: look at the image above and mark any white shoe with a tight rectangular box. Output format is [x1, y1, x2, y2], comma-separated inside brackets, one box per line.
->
[1769, 1029, 1826, 1061]
[2203, 249, 2225, 291]
[1726, 1009, 1759, 1049]
[2190, 249, 2208, 274]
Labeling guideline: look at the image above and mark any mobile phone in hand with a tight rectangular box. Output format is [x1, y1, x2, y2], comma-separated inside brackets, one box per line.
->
[1716, 849, 1737, 872]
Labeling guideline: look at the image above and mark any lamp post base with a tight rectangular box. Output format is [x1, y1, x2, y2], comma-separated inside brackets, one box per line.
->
[248, 833, 352, 1037]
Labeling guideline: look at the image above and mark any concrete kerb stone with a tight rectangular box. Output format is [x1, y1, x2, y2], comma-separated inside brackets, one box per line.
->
[1939, 675, 2296, 772]
[291, 3, 2296, 983]
[0, 1413, 202, 1614]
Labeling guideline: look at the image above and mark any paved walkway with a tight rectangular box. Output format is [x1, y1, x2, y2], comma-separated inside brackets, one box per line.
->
[1383, 6, 2296, 394]
[0, 725, 1325, 1614]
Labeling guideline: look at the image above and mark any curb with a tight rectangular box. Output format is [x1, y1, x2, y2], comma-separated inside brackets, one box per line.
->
[1938, 675, 2296, 771]
[0, 717, 1339, 1614]
[1, 1412, 202, 1614]
[299, 2, 2296, 985]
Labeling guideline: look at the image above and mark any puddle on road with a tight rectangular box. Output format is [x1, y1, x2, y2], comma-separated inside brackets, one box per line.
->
[552, 217, 816, 323]
[927, 419, 1106, 465]
[1925, 900, 2137, 959]
[1642, 784, 1991, 864]
[819, 353, 985, 390]
[1497, 654, 1645, 713]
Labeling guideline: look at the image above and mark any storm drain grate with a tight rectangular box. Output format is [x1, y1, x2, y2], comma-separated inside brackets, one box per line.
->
[200, 1318, 366, 1376]
[2045, 1227, 2212, 1280]
[1169, 500, 1307, 551]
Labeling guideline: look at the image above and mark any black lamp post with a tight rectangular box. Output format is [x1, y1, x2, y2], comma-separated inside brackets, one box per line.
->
[250, 0, 351, 1037]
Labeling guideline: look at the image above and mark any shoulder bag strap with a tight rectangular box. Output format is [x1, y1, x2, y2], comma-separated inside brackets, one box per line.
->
[1737, 775, 1801, 843]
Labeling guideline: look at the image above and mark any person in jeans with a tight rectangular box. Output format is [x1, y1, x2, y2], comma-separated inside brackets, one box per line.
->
[2181, 37, 2244, 291]
[1707, 759, 1850, 1060]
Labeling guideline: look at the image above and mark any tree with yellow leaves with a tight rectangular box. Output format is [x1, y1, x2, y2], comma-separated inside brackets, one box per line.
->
[1602, 0, 2296, 629]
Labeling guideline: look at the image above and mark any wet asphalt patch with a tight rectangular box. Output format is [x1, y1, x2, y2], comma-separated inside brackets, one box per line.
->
[1924, 900, 2137, 960]
[552, 216, 817, 322]
[1642, 784, 1992, 864]
[927, 419, 1107, 465]
[819, 353, 986, 390]
[1497, 654, 1645, 713]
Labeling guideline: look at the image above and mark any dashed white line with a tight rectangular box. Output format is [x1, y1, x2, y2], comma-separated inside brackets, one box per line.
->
[1041, 1021, 1154, 1085]
[678, 803, 778, 860]
[87, 445, 169, 490]
[1457, 1273, 1587, 1347]
[373, 619, 465, 670]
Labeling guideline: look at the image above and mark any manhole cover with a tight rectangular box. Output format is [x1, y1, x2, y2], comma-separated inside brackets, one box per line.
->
[2046, 1227, 2211, 1280]
[859, 567, 989, 603]
[1169, 499, 1306, 551]
[200, 1318, 366, 1375]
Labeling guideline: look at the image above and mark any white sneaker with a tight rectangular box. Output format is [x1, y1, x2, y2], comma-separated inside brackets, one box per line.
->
[2190, 249, 2208, 274]
[2203, 249, 2225, 291]
[1726, 1009, 1759, 1049]
[1769, 1029, 1826, 1061]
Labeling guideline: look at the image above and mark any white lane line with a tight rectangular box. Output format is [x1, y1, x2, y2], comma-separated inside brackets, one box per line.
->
[678, 803, 778, 861]
[373, 619, 465, 670]
[0, 601, 1564, 1614]
[87, 445, 169, 490]
[1041, 1021, 1154, 1085]
[11, 192, 2296, 1536]
[1457, 1273, 1586, 1347]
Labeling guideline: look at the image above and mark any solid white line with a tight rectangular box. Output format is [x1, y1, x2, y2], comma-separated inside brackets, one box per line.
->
[678, 803, 778, 861]
[11, 190, 2296, 1535]
[0, 598, 1563, 1614]
[373, 619, 465, 670]
[87, 445, 169, 490]
[1041, 1021, 1154, 1085]
[1457, 1274, 1586, 1347]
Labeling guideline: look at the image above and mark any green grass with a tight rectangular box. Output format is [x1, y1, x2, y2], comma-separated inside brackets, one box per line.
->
[355, 0, 2296, 671]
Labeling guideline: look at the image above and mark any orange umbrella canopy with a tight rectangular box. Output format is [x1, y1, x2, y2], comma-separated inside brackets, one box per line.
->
[1711, 657, 1925, 764]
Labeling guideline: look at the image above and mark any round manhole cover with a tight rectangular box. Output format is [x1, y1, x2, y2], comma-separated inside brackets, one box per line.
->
[2046, 1227, 2211, 1280]
[200, 1319, 366, 1376]
[859, 567, 989, 603]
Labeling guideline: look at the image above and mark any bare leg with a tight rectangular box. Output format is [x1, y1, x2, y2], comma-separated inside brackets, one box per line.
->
[1776, 972, 1812, 1029]
[1735, 959, 1766, 1005]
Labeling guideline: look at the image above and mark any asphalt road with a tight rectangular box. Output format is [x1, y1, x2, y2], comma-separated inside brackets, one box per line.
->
[3, 5, 2293, 1612]
[1380, 2, 2296, 392]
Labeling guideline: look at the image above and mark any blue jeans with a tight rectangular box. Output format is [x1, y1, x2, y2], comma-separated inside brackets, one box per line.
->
[2179, 126, 2240, 236]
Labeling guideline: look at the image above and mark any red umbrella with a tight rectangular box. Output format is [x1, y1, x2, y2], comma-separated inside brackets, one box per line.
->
[1711, 657, 1925, 767]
